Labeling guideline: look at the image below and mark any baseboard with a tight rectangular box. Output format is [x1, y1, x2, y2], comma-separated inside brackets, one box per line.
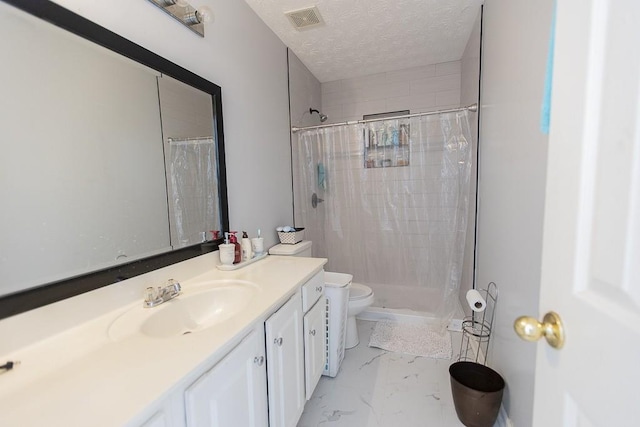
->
[448, 317, 463, 332]
[357, 306, 441, 324]
[358, 305, 465, 331]
[495, 404, 514, 427]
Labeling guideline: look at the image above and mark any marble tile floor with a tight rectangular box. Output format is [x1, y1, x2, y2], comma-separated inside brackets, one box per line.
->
[298, 320, 465, 427]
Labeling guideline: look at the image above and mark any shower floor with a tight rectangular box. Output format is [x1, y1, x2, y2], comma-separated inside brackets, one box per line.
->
[298, 320, 466, 427]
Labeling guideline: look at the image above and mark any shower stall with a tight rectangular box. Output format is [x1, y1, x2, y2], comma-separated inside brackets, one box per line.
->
[292, 107, 474, 325]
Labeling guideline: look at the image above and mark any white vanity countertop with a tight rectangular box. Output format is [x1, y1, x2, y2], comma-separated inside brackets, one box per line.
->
[0, 253, 326, 426]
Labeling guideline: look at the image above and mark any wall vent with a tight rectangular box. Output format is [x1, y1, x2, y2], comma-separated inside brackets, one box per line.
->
[285, 6, 324, 30]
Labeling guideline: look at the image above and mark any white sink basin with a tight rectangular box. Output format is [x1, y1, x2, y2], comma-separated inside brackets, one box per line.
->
[108, 280, 258, 341]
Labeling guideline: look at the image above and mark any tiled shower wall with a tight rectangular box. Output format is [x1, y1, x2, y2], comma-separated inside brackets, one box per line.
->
[312, 61, 468, 311]
[293, 120, 471, 313]
[320, 61, 461, 124]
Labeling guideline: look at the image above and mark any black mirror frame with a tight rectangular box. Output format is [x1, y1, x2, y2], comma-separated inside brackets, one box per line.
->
[0, 0, 229, 319]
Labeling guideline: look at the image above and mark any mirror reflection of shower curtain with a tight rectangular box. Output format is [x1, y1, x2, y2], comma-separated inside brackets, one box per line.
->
[167, 137, 219, 248]
[293, 111, 472, 325]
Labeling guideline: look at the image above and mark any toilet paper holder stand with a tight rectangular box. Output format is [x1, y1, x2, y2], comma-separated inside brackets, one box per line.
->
[458, 282, 498, 365]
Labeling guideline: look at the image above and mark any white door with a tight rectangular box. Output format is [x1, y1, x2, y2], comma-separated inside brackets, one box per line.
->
[532, 0, 640, 425]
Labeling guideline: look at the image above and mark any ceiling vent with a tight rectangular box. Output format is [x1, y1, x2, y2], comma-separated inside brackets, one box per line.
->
[285, 6, 324, 30]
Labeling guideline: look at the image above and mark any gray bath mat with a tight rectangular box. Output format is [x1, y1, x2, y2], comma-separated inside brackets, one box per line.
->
[368, 320, 452, 359]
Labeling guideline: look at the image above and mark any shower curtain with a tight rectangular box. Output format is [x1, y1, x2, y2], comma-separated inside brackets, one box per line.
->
[293, 111, 472, 324]
[167, 137, 219, 248]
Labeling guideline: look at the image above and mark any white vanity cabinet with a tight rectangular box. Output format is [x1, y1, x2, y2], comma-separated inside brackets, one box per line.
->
[135, 271, 327, 427]
[265, 291, 305, 427]
[0, 253, 329, 427]
[184, 328, 268, 427]
[180, 278, 323, 427]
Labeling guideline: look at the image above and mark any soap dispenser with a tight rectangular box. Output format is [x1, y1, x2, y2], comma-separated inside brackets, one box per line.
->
[218, 233, 235, 265]
[241, 231, 253, 261]
[229, 231, 242, 264]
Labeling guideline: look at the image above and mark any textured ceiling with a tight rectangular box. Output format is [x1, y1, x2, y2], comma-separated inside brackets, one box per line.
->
[244, 0, 483, 82]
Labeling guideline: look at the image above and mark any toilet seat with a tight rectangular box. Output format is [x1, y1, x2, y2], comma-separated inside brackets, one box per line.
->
[349, 283, 372, 301]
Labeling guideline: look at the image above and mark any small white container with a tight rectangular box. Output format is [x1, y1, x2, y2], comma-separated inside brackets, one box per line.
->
[218, 244, 235, 265]
[251, 237, 264, 255]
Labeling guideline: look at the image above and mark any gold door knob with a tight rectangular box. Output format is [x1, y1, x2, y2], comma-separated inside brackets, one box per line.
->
[514, 311, 565, 349]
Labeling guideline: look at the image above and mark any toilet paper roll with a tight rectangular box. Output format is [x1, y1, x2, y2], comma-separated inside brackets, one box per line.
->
[466, 289, 487, 312]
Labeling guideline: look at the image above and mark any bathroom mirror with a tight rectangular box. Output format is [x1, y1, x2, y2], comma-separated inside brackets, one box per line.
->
[0, 0, 228, 317]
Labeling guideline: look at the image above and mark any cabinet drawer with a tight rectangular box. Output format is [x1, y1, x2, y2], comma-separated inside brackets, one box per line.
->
[301, 270, 324, 313]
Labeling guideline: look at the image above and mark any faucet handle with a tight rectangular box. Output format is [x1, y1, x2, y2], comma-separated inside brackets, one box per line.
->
[144, 287, 158, 306]
[165, 279, 181, 298]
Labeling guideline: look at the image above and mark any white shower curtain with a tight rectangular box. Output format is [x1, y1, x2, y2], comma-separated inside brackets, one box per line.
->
[167, 137, 219, 248]
[293, 111, 473, 324]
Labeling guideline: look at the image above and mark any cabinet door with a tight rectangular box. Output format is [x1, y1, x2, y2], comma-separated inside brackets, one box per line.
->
[265, 292, 305, 427]
[304, 298, 326, 400]
[184, 328, 268, 427]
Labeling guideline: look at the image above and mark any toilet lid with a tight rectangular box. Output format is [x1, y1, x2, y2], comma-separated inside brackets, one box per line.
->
[349, 283, 372, 300]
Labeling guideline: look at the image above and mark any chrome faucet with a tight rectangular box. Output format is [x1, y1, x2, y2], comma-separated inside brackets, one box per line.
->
[143, 279, 182, 308]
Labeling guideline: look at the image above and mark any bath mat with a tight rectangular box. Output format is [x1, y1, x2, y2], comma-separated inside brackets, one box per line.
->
[368, 320, 452, 359]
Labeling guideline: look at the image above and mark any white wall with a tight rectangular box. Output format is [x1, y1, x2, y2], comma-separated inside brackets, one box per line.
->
[288, 50, 322, 129]
[321, 61, 461, 124]
[459, 9, 482, 316]
[49, 0, 293, 248]
[477, 1, 553, 425]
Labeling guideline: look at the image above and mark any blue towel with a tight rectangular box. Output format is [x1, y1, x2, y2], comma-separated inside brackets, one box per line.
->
[317, 162, 326, 189]
[540, 1, 557, 134]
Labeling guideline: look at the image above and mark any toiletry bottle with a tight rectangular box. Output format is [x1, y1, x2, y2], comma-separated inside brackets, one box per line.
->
[241, 231, 253, 261]
[229, 231, 242, 264]
[219, 233, 235, 265]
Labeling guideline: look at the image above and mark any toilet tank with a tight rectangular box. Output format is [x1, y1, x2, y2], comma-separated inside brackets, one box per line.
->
[268, 240, 312, 257]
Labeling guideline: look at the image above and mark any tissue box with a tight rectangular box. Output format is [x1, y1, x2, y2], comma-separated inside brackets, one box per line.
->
[277, 228, 305, 244]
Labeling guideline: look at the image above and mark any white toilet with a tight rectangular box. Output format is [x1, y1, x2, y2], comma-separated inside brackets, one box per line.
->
[345, 282, 374, 349]
[268, 240, 375, 350]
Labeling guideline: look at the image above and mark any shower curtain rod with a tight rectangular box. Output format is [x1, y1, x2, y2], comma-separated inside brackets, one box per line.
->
[291, 103, 478, 133]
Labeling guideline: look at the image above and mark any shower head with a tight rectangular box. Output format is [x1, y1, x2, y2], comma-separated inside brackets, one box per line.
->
[309, 108, 328, 123]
